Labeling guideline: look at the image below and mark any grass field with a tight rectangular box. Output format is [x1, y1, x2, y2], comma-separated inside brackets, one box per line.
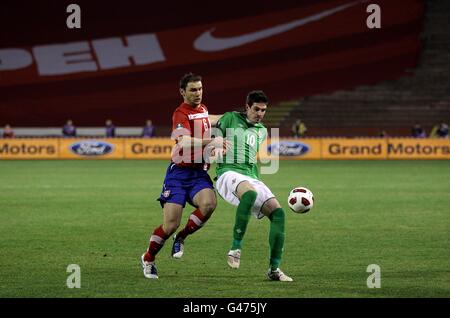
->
[0, 160, 449, 298]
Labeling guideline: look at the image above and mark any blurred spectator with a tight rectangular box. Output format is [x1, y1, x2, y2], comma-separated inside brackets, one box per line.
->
[2, 124, 15, 138]
[142, 119, 155, 138]
[105, 119, 116, 137]
[379, 130, 388, 138]
[291, 119, 307, 138]
[436, 123, 449, 138]
[62, 119, 77, 137]
[430, 122, 448, 139]
[411, 122, 426, 138]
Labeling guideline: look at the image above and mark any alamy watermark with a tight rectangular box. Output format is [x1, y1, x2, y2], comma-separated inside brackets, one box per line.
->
[66, 264, 81, 288]
[366, 264, 381, 288]
[171, 126, 280, 174]
[366, 4, 381, 29]
[66, 4, 81, 29]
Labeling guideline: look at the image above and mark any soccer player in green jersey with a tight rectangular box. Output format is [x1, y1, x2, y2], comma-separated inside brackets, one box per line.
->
[215, 90, 293, 282]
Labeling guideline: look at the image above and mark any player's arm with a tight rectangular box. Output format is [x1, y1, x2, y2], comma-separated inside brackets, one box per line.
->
[209, 114, 223, 127]
[172, 111, 230, 150]
[177, 135, 230, 151]
[177, 135, 215, 147]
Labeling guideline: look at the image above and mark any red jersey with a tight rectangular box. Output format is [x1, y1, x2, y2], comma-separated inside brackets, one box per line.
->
[171, 102, 211, 170]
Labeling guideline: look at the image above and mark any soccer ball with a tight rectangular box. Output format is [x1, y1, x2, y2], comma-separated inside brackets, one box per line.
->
[288, 187, 314, 214]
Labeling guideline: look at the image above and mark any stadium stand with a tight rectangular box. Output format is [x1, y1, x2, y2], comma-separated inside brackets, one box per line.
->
[280, 0, 450, 137]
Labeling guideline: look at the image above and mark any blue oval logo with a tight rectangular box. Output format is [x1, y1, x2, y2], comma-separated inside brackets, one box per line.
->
[267, 141, 310, 156]
[70, 140, 114, 156]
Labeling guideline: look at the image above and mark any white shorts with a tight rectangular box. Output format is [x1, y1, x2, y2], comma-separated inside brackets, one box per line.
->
[216, 171, 275, 219]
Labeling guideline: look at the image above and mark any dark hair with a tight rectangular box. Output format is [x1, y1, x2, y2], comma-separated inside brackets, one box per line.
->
[246, 90, 268, 106]
[179, 73, 202, 90]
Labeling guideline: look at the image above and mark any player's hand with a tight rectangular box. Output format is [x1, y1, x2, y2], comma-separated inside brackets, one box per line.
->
[223, 138, 232, 152]
[211, 136, 231, 152]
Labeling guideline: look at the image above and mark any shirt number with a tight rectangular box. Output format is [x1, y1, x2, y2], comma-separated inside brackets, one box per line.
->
[246, 134, 256, 147]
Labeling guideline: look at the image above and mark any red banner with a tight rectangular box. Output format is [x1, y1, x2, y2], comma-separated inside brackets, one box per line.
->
[0, 0, 424, 126]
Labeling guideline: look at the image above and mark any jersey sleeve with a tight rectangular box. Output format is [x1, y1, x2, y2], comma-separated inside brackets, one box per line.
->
[216, 112, 233, 135]
[172, 110, 191, 134]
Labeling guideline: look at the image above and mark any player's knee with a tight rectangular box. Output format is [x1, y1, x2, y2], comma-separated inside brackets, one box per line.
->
[238, 191, 257, 216]
[240, 190, 257, 208]
[198, 201, 217, 215]
[269, 207, 285, 223]
[262, 198, 281, 216]
[237, 182, 256, 198]
[243, 190, 257, 201]
[163, 220, 181, 236]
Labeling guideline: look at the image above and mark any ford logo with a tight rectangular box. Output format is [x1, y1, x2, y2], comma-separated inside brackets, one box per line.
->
[267, 141, 310, 156]
[70, 140, 114, 156]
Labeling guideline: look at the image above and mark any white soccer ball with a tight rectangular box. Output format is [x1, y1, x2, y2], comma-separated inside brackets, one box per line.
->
[288, 187, 314, 214]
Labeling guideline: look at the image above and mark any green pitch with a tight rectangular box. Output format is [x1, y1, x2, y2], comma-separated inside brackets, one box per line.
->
[0, 160, 449, 298]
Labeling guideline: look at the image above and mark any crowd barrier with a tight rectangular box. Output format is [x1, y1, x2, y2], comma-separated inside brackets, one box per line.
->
[0, 138, 449, 160]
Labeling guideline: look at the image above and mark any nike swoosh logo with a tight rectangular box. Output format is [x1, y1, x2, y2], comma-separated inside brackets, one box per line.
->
[194, 1, 361, 52]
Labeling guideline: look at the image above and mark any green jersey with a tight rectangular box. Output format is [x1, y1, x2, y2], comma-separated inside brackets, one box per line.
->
[216, 111, 267, 180]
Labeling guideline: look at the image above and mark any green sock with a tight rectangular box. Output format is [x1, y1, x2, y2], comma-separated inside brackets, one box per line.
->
[268, 208, 286, 270]
[231, 190, 257, 250]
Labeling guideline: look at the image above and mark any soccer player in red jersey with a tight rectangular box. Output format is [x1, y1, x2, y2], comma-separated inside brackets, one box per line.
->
[141, 73, 228, 279]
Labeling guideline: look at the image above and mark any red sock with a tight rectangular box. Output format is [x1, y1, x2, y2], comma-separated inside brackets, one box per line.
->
[177, 209, 207, 240]
[144, 225, 169, 262]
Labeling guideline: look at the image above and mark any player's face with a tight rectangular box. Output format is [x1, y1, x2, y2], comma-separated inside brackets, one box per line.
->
[246, 103, 267, 123]
[180, 81, 203, 107]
